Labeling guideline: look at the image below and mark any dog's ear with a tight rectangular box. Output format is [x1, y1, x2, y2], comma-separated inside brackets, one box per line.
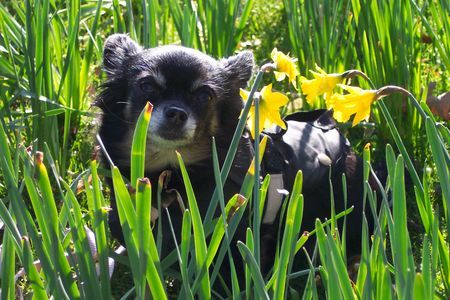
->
[221, 51, 254, 88]
[103, 34, 141, 77]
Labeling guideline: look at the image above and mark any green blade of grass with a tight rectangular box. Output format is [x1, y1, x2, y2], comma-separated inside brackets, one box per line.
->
[35, 153, 81, 298]
[208, 136, 267, 288]
[357, 215, 371, 298]
[111, 166, 141, 287]
[425, 118, 450, 239]
[135, 178, 151, 297]
[60, 179, 102, 298]
[324, 219, 355, 299]
[1, 230, 16, 300]
[413, 273, 426, 300]
[21, 236, 48, 299]
[314, 219, 341, 300]
[207, 138, 228, 267]
[295, 206, 354, 253]
[137, 177, 167, 299]
[178, 209, 194, 299]
[6, 155, 64, 297]
[390, 155, 415, 299]
[237, 241, 270, 300]
[245, 227, 255, 300]
[176, 151, 210, 299]
[211, 138, 241, 299]
[144, 243, 167, 299]
[258, 175, 270, 221]
[0, 120, 13, 172]
[204, 70, 265, 227]
[0, 200, 22, 250]
[130, 102, 153, 189]
[421, 235, 433, 300]
[302, 247, 319, 300]
[273, 171, 303, 300]
[89, 161, 111, 296]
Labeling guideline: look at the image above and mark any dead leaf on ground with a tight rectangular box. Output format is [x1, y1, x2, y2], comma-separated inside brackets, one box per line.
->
[426, 82, 450, 121]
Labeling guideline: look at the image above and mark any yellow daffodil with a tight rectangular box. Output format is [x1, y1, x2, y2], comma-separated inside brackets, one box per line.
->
[271, 48, 300, 88]
[240, 84, 288, 137]
[300, 65, 344, 106]
[327, 84, 378, 126]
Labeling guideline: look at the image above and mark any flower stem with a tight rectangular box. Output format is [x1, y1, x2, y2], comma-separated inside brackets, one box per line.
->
[376, 85, 428, 120]
[359, 78, 427, 198]
[253, 80, 261, 267]
[376, 99, 424, 196]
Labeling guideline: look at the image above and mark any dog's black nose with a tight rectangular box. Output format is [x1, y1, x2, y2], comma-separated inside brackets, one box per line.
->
[164, 106, 188, 126]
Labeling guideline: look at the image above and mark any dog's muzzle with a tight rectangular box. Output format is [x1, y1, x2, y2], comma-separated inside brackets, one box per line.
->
[149, 104, 197, 142]
[164, 106, 188, 127]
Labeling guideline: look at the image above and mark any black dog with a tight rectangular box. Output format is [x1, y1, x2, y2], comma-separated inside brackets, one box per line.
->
[95, 34, 373, 282]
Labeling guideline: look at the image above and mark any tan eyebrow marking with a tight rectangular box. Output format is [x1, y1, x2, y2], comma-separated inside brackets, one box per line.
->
[136, 71, 166, 88]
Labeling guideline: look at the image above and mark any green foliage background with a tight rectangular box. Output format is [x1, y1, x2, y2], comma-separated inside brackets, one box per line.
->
[0, 0, 449, 299]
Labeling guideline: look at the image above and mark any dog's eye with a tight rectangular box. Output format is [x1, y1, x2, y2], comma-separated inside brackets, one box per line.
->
[196, 87, 214, 102]
[139, 79, 158, 93]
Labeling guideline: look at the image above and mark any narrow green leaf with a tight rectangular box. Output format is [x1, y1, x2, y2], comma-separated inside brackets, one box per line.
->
[425, 118, 450, 236]
[21, 236, 48, 299]
[274, 171, 303, 300]
[0, 121, 13, 172]
[245, 228, 255, 300]
[1, 231, 16, 300]
[176, 152, 210, 299]
[237, 241, 270, 300]
[35, 152, 81, 298]
[111, 167, 141, 288]
[413, 273, 426, 300]
[89, 161, 111, 297]
[391, 155, 415, 299]
[131, 102, 153, 189]
[60, 179, 102, 298]
[295, 207, 354, 253]
[180, 209, 194, 300]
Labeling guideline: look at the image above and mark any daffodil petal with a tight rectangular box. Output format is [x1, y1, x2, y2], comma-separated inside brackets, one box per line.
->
[267, 109, 287, 129]
[352, 107, 371, 127]
[261, 84, 289, 107]
[240, 88, 250, 101]
[315, 64, 327, 74]
[271, 48, 299, 87]
[274, 71, 286, 82]
[260, 84, 272, 96]
[271, 48, 278, 61]
[269, 92, 289, 107]
[257, 112, 266, 137]
[333, 109, 351, 123]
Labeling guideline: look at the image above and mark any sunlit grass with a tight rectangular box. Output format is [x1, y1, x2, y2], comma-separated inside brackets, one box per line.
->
[0, 0, 449, 298]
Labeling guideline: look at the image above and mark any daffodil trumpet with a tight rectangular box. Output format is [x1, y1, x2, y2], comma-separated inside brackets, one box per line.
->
[300, 65, 344, 106]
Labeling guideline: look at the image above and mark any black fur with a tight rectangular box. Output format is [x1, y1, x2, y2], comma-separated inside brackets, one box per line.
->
[95, 34, 255, 276]
[95, 34, 375, 287]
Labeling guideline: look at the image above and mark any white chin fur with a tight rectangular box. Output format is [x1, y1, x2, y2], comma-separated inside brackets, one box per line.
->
[149, 134, 193, 149]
